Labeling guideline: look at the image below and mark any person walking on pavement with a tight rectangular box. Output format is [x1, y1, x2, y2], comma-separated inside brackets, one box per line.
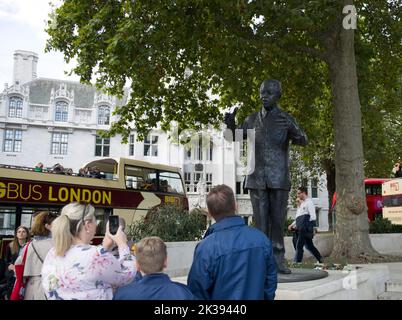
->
[289, 186, 322, 263]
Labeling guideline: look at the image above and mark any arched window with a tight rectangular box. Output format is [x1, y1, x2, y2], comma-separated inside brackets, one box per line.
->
[98, 105, 110, 125]
[8, 97, 23, 118]
[55, 101, 68, 122]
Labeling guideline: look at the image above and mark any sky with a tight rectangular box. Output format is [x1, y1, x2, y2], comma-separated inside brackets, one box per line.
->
[0, 0, 79, 88]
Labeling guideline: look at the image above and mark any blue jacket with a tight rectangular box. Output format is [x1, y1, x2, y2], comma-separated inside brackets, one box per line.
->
[113, 273, 194, 300]
[187, 215, 277, 300]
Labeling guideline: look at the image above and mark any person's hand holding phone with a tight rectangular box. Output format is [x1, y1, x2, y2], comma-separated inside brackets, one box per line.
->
[102, 221, 115, 251]
[107, 216, 127, 248]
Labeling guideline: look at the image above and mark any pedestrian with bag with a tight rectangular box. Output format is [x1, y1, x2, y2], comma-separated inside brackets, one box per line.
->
[3, 226, 30, 300]
[15, 211, 58, 299]
[289, 186, 322, 263]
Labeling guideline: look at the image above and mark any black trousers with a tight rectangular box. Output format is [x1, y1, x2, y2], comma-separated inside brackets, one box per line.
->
[249, 188, 289, 268]
[294, 231, 322, 263]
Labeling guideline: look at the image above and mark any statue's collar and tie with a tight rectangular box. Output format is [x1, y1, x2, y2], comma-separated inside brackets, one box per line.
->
[260, 104, 279, 119]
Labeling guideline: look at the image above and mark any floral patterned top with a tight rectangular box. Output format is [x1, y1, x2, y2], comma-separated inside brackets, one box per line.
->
[41, 244, 136, 300]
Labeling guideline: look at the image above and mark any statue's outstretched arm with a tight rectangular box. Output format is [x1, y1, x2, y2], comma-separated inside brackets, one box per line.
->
[287, 115, 308, 146]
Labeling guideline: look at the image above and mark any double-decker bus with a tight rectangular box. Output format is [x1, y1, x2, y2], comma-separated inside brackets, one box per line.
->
[331, 178, 391, 222]
[382, 178, 402, 225]
[0, 157, 188, 257]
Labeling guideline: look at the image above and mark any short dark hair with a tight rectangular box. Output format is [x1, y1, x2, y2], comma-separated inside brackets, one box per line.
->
[298, 186, 308, 195]
[206, 184, 236, 219]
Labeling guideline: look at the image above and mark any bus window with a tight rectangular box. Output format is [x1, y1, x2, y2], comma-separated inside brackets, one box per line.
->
[21, 207, 60, 229]
[158, 171, 184, 194]
[0, 207, 17, 236]
[366, 184, 382, 196]
[94, 208, 111, 236]
[21, 209, 33, 228]
[125, 165, 157, 191]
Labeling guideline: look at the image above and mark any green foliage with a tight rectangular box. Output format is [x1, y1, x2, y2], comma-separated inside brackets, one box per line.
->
[46, 1, 401, 255]
[128, 205, 207, 242]
[284, 217, 295, 236]
[45, 1, 401, 174]
[369, 217, 402, 234]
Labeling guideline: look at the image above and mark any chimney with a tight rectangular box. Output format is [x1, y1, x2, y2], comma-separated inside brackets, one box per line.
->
[13, 50, 39, 85]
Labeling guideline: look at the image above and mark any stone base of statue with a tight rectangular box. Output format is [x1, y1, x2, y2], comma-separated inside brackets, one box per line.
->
[278, 268, 328, 283]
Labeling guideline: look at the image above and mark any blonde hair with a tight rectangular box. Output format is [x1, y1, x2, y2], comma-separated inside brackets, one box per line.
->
[52, 202, 95, 256]
[136, 237, 167, 274]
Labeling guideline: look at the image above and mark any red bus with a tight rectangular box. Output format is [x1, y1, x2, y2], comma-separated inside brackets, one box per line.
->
[331, 178, 391, 222]
[0, 157, 188, 258]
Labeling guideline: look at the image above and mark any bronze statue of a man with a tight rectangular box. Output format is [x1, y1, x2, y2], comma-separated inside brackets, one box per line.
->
[224, 79, 308, 274]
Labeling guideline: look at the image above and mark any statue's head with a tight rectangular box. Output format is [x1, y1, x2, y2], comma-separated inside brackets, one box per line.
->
[260, 79, 281, 109]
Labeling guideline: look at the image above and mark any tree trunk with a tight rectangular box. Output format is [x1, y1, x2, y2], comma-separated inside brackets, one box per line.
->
[323, 159, 336, 231]
[327, 1, 377, 260]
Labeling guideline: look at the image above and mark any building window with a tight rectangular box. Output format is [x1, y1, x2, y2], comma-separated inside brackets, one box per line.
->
[184, 172, 212, 193]
[129, 134, 135, 156]
[144, 134, 158, 157]
[95, 135, 110, 157]
[55, 101, 68, 122]
[206, 140, 213, 161]
[184, 172, 192, 192]
[184, 172, 200, 192]
[193, 172, 202, 192]
[4, 129, 22, 152]
[98, 105, 110, 125]
[8, 97, 23, 118]
[195, 135, 203, 161]
[311, 178, 318, 198]
[51, 132, 68, 155]
[205, 173, 213, 192]
[186, 135, 213, 161]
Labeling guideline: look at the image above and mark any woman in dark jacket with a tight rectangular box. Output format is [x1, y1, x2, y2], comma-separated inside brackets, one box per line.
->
[1, 226, 30, 299]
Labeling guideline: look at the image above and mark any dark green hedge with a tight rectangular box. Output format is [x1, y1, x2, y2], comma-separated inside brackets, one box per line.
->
[369, 217, 402, 234]
[128, 205, 207, 242]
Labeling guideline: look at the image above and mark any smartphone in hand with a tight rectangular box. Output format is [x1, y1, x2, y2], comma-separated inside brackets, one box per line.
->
[108, 215, 119, 235]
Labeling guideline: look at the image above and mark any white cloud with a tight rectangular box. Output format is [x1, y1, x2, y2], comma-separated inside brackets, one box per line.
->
[0, 0, 79, 87]
[0, 0, 51, 29]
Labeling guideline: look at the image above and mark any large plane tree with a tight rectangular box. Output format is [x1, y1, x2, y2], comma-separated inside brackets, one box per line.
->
[46, 0, 401, 261]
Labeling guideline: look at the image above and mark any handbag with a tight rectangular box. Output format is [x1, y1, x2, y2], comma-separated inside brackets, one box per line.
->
[295, 214, 314, 238]
[10, 242, 31, 300]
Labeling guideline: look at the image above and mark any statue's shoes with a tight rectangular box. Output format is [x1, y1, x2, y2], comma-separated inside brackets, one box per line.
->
[277, 265, 291, 274]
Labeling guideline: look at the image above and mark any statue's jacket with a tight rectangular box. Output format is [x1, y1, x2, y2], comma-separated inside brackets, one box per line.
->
[235, 106, 307, 191]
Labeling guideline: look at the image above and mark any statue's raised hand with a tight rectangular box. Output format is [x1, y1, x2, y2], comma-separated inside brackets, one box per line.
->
[224, 107, 238, 129]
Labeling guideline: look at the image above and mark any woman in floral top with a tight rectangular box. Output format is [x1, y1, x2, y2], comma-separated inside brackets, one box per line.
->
[41, 202, 136, 300]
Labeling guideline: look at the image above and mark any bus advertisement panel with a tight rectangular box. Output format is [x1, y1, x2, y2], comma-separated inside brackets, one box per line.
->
[382, 179, 402, 225]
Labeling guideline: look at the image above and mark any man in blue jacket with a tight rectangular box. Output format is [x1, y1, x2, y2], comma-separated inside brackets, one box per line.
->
[187, 184, 277, 300]
[114, 236, 194, 300]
